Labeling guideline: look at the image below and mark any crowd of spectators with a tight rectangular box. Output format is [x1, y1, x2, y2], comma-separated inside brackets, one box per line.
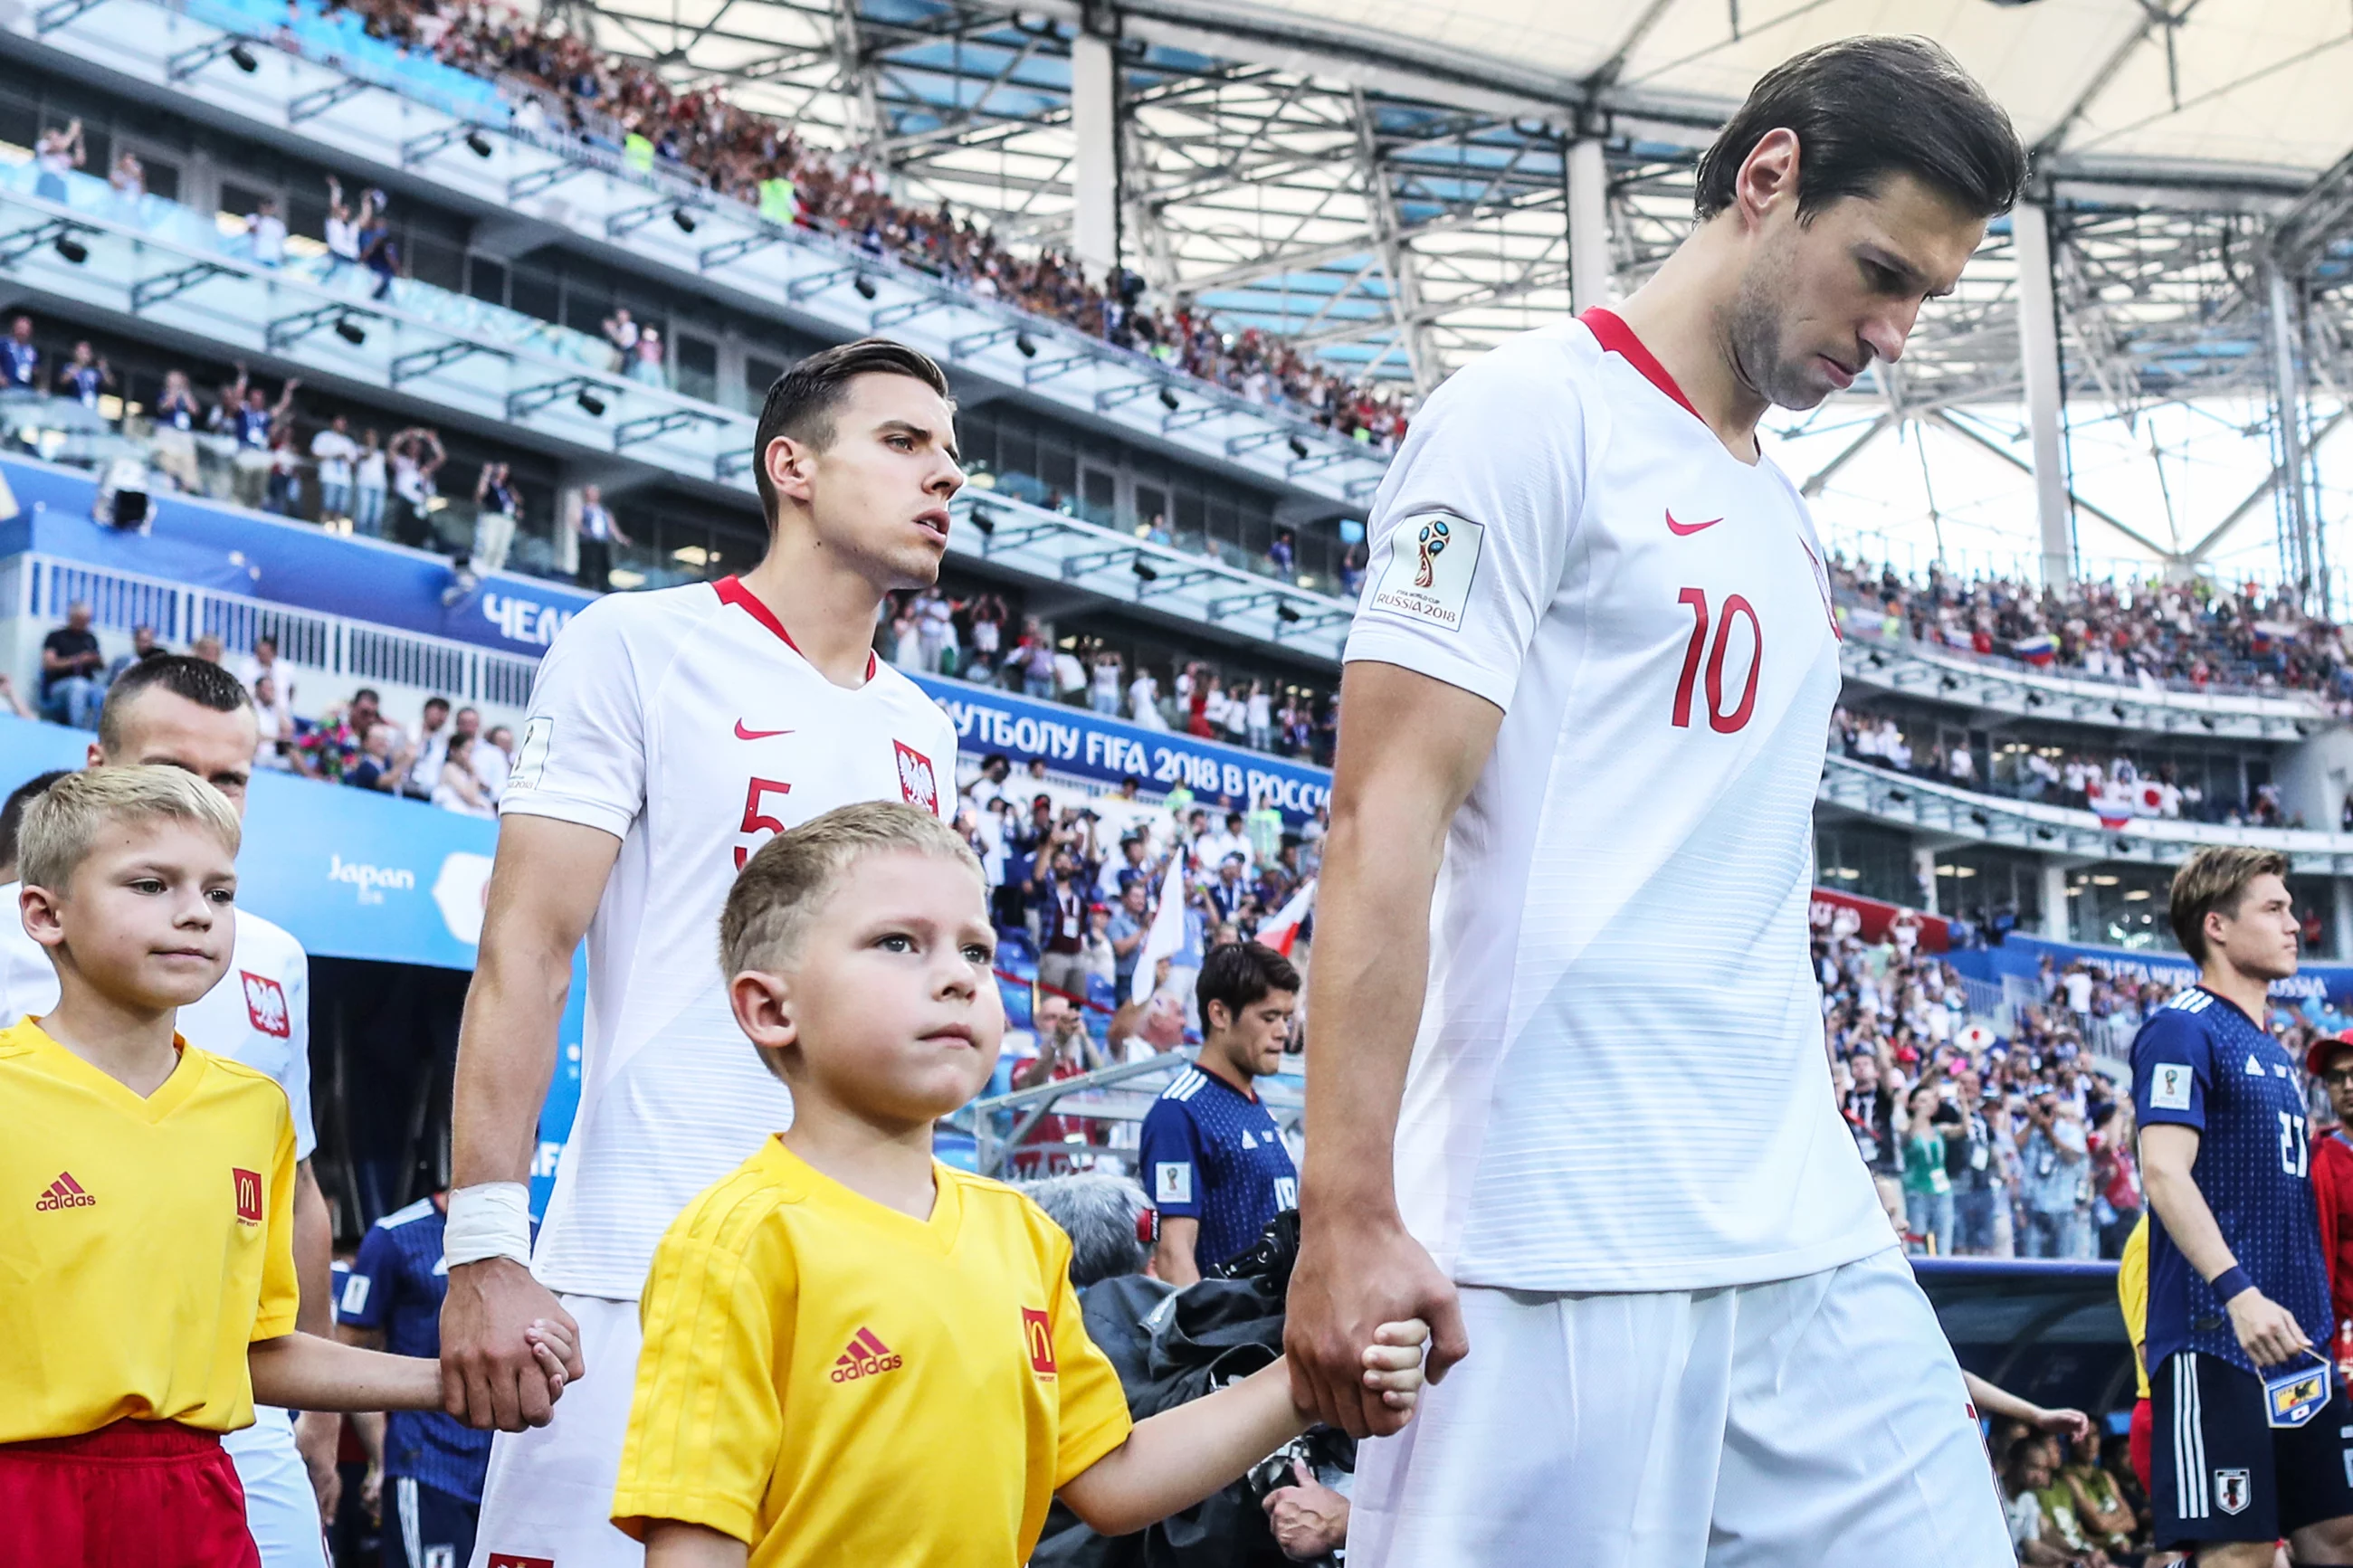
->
[30, 606, 515, 818]
[313, 0, 1414, 446]
[1824, 917, 2145, 1263]
[1831, 706, 2293, 828]
[1996, 1421, 2148, 1565]
[1834, 551, 2353, 705]
[878, 584, 1340, 764]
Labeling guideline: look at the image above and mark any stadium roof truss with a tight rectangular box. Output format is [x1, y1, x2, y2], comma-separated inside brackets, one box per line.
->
[537, 0, 2353, 404]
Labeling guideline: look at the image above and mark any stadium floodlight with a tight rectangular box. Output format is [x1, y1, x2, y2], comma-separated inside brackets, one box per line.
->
[53, 233, 88, 265]
[466, 130, 493, 158]
[1287, 435, 1309, 459]
[1015, 332, 1037, 359]
[672, 208, 698, 234]
[853, 273, 877, 299]
[576, 389, 606, 417]
[1158, 386, 1179, 411]
[333, 316, 367, 346]
[228, 41, 258, 71]
[1131, 559, 1157, 583]
[1275, 603, 1301, 624]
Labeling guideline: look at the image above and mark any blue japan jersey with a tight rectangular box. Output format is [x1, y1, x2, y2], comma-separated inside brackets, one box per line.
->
[1138, 1064, 1299, 1270]
[2132, 986, 2331, 1377]
[337, 1198, 493, 1502]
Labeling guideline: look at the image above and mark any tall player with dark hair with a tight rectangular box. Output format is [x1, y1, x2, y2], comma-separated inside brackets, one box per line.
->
[2133, 847, 2353, 1565]
[444, 339, 965, 1568]
[1282, 38, 2029, 1563]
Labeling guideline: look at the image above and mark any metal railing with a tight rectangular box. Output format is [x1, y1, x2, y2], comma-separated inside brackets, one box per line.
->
[7, 551, 539, 708]
[952, 1050, 1304, 1180]
[0, 179, 1355, 664]
[1817, 753, 2353, 874]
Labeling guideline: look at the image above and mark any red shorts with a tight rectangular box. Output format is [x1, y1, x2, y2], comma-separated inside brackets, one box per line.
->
[2129, 1394, 2152, 1495]
[0, 1419, 257, 1568]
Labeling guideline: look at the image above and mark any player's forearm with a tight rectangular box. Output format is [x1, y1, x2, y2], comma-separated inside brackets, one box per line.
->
[2142, 1159, 2238, 1283]
[451, 927, 570, 1187]
[1153, 1221, 1202, 1288]
[1299, 810, 1439, 1215]
[1059, 1360, 1304, 1538]
[348, 1409, 384, 1465]
[250, 1334, 440, 1413]
[292, 1161, 335, 1338]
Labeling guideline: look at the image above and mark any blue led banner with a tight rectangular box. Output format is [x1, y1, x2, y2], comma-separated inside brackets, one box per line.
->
[909, 675, 1331, 822]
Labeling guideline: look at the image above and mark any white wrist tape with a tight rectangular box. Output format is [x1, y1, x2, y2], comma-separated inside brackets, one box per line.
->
[443, 1182, 534, 1269]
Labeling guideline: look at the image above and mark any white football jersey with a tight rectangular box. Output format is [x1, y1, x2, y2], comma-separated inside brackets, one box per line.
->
[1344, 310, 1888, 1293]
[0, 889, 315, 1161]
[502, 576, 959, 1300]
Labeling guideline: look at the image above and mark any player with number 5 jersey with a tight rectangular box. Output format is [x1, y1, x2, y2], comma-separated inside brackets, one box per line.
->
[448, 339, 963, 1568]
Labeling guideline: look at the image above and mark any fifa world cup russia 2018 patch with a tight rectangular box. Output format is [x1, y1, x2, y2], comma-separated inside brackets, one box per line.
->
[1369, 513, 1484, 632]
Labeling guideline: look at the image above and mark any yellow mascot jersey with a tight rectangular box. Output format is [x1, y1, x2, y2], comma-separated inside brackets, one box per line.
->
[0, 1019, 299, 1440]
[614, 1136, 1134, 1566]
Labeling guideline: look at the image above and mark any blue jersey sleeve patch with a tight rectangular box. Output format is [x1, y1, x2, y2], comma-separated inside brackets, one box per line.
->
[2133, 1006, 2212, 1131]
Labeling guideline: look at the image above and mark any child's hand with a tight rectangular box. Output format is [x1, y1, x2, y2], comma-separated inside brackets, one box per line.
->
[522, 1317, 580, 1413]
[1361, 1319, 1431, 1413]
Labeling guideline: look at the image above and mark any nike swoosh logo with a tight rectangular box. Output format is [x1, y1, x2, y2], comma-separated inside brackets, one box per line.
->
[734, 721, 794, 740]
[1665, 509, 1722, 536]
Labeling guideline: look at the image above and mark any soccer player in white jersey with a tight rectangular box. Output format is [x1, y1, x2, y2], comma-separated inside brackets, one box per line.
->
[443, 338, 965, 1568]
[1281, 38, 2030, 1565]
[0, 656, 344, 1568]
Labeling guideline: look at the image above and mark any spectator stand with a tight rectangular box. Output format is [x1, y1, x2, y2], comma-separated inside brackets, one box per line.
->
[1842, 626, 2329, 741]
[15, 0, 1397, 509]
[0, 228, 1351, 656]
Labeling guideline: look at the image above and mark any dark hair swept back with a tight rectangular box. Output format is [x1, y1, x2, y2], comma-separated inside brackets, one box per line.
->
[1693, 36, 2025, 224]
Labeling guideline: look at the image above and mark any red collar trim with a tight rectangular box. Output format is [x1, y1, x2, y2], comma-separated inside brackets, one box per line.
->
[715, 575, 877, 681]
[1580, 307, 1703, 424]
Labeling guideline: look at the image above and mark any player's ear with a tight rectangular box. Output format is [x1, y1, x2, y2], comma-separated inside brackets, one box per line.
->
[763, 433, 816, 508]
[729, 967, 798, 1055]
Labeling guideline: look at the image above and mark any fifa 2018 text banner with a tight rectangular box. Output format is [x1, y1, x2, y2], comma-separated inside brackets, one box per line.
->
[909, 676, 1332, 823]
[0, 714, 586, 1218]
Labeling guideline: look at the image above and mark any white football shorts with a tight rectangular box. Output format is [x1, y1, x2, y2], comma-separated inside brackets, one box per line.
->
[469, 1294, 645, 1568]
[223, 1406, 329, 1568]
[1348, 1247, 2010, 1567]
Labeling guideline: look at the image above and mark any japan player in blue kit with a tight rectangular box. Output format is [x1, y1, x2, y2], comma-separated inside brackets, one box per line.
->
[1139, 942, 1302, 1285]
[2134, 846, 2353, 1565]
[338, 1193, 500, 1568]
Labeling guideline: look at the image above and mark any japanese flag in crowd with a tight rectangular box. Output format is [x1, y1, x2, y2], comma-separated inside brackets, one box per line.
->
[1130, 852, 1190, 1006]
[1258, 878, 1317, 957]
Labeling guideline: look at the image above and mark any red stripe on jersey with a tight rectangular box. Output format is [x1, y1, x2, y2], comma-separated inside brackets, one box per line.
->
[715, 576, 879, 681]
[1579, 307, 1702, 424]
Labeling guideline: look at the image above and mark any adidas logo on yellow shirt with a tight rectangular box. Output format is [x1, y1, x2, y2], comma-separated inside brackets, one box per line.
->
[34, 1171, 95, 1212]
[829, 1327, 902, 1383]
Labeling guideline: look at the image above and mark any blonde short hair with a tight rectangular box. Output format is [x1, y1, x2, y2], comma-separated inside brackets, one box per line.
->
[719, 801, 980, 975]
[16, 766, 243, 893]
[2169, 845, 2291, 966]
